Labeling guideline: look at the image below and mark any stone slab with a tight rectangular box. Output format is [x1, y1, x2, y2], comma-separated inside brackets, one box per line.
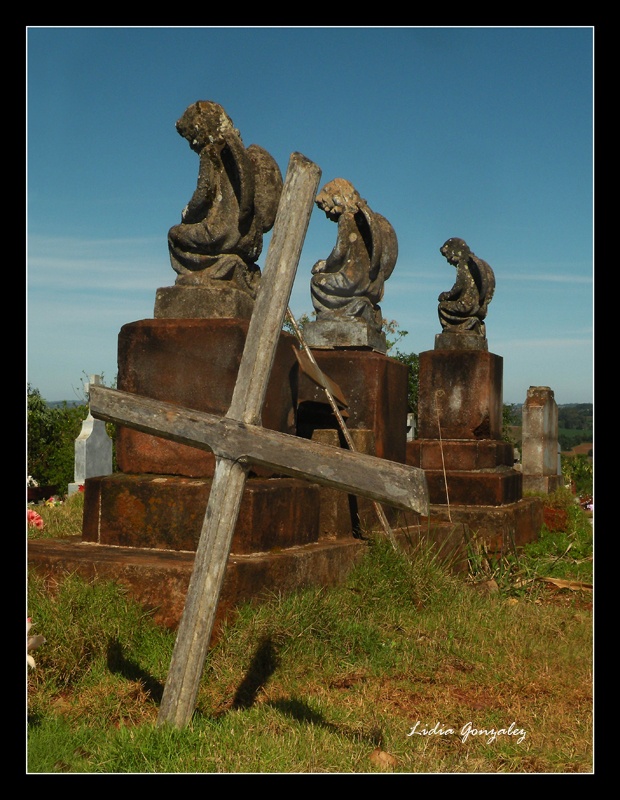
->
[154, 285, 255, 320]
[417, 496, 544, 556]
[417, 349, 503, 440]
[406, 439, 515, 471]
[114, 319, 297, 477]
[422, 468, 523, 506]
[434, 331, 488, 351]
[27, 536, 368, 641]
[302, 318, 388, 354]
[28, 517, 474, 639]
[82, 474, 321, 554]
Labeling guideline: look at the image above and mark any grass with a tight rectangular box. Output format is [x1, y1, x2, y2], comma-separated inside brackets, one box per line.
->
[26, 488, 593, 773]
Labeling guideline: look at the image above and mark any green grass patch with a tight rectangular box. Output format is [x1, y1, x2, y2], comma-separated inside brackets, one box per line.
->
[27, 493, 593, 773]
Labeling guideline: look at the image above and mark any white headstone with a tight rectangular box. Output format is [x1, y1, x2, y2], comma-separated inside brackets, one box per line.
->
[68, 375, 113, 495]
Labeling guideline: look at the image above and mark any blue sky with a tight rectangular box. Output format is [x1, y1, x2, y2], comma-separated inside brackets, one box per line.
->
[27, 26, 593, 405]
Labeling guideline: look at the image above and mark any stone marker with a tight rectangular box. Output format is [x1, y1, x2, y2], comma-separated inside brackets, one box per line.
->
[519, 386, 564, 494]
[67, 375, 113, 496]
[89, 152, 429, 728]
[406, 238, 543, 555]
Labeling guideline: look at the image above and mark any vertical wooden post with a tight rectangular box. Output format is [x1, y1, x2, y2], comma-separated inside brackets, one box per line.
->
[157, 153, 322, 728]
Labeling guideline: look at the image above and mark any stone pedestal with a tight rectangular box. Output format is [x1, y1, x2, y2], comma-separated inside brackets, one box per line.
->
[296, 349, 409, 537]
[114, 318, 297, 478]
[520, 386, 564, 494]
[407, 345, 542, 552]
[83, 474, 320, 554]
[417, 348, 503, 440]
[302, 318, 388, 354]
[82, 323, 409, 559]
[297, 349, 408, 464]
[154, 284, 255, 321]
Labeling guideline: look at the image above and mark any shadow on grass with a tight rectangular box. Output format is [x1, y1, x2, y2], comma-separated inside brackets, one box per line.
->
[231, 636, 280, 710]
[224, 635, 383, 747]
[268, 697, 383, 747]
[106, 639, 165, 703]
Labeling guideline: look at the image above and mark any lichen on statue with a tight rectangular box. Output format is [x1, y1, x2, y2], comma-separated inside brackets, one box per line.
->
[167, 100, 284, 299]
[310, 178, 398, 333]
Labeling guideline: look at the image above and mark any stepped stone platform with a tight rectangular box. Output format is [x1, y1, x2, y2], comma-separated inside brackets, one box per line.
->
[28, 516, 470, 640]
[27, 535, 368, 639]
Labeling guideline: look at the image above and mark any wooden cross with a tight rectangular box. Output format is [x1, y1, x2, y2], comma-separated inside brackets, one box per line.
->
[89, 152, 429, 729]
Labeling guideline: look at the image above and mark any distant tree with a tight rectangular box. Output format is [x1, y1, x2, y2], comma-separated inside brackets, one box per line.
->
[383, 319, 419, 426]
[561, 453, 593, 497]
[502, 403, 520, 445]
[392, 349, 420, 417]
[27, 384, 89, 491]
[282, 311, 313, 339]
[383, 318, 409, 352]
[558, 404, 593, 433]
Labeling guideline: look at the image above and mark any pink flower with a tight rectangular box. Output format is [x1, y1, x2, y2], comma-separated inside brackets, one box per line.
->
[27, 509, 44, 530]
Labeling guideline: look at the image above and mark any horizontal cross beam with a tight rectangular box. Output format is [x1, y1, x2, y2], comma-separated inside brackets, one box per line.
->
[89, 385, 429, 515]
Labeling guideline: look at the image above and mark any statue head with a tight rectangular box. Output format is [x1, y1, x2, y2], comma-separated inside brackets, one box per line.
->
[175, 100, 241, 154]
[315, 178, 365, 221]
[440, 237, 471, 266]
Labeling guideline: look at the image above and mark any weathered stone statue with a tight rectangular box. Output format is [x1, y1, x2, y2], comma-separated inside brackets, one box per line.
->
[167, 100, 283, 300]
[310, 178, 398, 333]
[437, 238, 495, 338]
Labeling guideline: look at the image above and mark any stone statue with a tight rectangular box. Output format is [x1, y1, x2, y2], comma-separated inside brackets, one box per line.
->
[167, 101, 283, 299]
[310, 178, 398, 333]
[437, 238, 495, 337]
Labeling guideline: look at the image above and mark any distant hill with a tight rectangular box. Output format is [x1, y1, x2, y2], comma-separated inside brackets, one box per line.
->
[509, 403, 592, 426]
[46, 399, 85, 409]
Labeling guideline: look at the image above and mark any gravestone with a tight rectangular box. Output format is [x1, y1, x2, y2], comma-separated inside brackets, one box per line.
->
[61, 106, 421, 665]
[294, 177, 406, 533]
[406, 239, 543, 555]
[67, 375, 113, 496]
[519, 386, 564, 494]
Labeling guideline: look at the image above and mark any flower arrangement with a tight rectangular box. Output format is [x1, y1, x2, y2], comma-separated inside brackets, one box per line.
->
[27, 508, 44, 530]
[43, 496, 63, 507]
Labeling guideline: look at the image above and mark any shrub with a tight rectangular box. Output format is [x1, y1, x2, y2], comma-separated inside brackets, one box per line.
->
[561, 454, 593, 498]
[27, 385, 89, 492]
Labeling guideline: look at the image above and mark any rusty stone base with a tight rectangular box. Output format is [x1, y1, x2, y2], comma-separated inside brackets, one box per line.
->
[411, 496, 544, 557]
[422, 468, 523, 506]
[27, 536, 367, 641]
[27, 519, 473, 641]
[406, 438, 523, 506]
[82, 473, 321, 555]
